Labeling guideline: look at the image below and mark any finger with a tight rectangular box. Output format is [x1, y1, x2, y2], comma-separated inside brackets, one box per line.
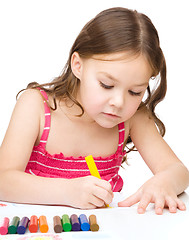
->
[83, 204, 97, 210]
[165, 197, 177, 213]
[93, 186, 113, 205]
[155, 197, 165, 215]
[98, 179, 113, 195]
[79, 201, 97, 210]
[89, 194, 105, 208]
[138, 193, 152, 214]
[118, 192, 140, 207]
[176, 198, 186, 211]
[93, 178, 114, 203]
[92, 177, 113, 195]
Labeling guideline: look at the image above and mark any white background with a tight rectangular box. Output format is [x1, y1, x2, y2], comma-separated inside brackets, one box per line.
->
[0, 0, 188, 191]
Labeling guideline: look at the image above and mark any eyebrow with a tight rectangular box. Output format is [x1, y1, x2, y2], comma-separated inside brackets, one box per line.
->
[133, 82, 149, 87]
[98, 72, 119, 82]
[98, 72, 149, 87]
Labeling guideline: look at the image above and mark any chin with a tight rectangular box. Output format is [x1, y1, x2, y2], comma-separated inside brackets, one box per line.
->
[95, 119, 119, 129]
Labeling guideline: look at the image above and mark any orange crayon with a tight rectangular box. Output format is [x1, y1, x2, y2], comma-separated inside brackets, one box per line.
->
[29, 215, 38, 233]
[39, 216, 48, 233]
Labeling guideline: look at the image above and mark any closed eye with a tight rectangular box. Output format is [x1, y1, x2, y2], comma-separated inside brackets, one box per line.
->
[128, 90, 142, 96]
[100, 81, 114, 89]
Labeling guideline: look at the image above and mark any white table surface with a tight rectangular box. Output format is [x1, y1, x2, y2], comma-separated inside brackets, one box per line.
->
[0, 189, 188, 240]
[0, 189, 189, 240]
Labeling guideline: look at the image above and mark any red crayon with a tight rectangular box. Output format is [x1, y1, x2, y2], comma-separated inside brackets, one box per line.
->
[29, 215, 38, 233]
[0, 217, 9, 235]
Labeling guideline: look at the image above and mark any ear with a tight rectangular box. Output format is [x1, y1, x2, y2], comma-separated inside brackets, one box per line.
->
[71, 52, 83, 80]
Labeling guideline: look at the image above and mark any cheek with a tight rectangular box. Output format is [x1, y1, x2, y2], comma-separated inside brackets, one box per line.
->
[79, 84, 104, 112]
[83, 93, 101, 109]
[123, 98, 142, 119]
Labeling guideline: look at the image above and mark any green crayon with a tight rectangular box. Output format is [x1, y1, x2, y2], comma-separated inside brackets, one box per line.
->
[62, 214, 72, 232]
[8, 216, 20, 234]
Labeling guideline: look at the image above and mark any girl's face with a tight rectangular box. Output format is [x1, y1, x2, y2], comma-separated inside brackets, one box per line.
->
[72, 52, 152, 128]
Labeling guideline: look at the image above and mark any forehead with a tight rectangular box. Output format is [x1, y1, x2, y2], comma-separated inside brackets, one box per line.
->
[85, 52, 153, 82]
[91, 51, 136, 61]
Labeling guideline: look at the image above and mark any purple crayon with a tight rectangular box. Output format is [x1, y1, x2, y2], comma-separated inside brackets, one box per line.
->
[17, 217, 29, 234]
[70, 214, 80, 231]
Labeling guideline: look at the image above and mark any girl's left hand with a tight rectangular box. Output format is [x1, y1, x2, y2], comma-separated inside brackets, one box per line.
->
[118, 174, 186, 214]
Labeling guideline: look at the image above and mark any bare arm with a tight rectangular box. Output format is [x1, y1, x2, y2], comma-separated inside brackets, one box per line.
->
[0, 89, 64, 205]
[0, 169, 67, 205]
[0, 90, 113, 208]
[0, 169, 113, 209]
[119, 108, 189, 214]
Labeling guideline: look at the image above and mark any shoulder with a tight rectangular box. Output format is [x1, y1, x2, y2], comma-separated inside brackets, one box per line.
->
[126, 106, 159, 141]
[0, 89, 46, 170]
[17, 88, 44, 107]
[122, 108, 152, 143]
[129, 107, 154, 130]
[15, 88, 48, 130]
[9, 88, 46, 141]
[15, 88, 48, 118]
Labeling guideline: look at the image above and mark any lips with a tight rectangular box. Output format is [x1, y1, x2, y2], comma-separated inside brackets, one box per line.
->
[102, 112, 121, 118]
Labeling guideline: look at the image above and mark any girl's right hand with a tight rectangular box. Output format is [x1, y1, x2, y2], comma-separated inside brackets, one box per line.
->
[65, 176, 113, 209]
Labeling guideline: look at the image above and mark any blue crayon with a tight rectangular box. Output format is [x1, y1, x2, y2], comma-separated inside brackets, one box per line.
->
[79, 214, 90, 231]
[17, 217, 29, 234]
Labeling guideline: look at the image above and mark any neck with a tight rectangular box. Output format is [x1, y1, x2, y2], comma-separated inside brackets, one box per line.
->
[58, 98, 95, 124]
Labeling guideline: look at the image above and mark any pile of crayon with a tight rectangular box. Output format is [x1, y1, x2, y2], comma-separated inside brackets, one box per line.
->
[0, 214, 99, 235]
[54, 214, 99, 233]
[0, 216, 48, 235]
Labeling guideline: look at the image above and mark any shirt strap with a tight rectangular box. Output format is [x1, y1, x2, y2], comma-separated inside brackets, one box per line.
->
[38, 88, 51, 148]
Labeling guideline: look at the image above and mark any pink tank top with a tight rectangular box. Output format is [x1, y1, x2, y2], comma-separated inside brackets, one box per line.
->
[25, 89, 127, 192]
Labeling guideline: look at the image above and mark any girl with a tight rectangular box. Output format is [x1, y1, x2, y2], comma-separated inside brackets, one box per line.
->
[0, 7, 188, 215]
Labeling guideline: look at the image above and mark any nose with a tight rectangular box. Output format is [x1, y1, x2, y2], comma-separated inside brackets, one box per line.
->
[109, 91, 125, 108]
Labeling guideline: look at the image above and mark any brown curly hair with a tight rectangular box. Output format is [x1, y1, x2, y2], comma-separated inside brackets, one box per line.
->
[18, 7, 167, 158]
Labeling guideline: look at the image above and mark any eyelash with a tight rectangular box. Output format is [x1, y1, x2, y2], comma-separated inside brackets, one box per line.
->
[100, 81, 114, 89]
[129, 90, 142, 96]
[100, 82, 142, 96]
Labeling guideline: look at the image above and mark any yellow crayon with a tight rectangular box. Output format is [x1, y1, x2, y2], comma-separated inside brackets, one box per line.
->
[85, 155, 101, 179]
[85, 155, 110, 208]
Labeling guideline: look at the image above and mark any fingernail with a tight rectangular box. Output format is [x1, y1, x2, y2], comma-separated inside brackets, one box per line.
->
[138, 208, 145, 214]
[170, 207, 177, 213]
[156, 207, 163, 215]
[180, 205, 186, 210]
